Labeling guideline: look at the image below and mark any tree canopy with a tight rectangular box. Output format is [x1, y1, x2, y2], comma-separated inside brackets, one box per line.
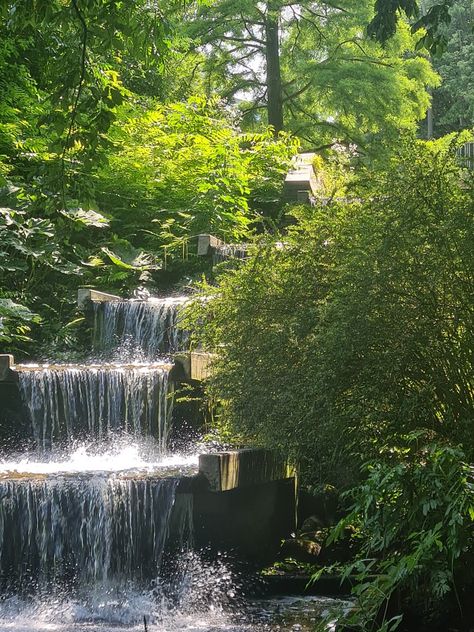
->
[368, 0, 454, 53]
[430, 0, 474, 135]
[181, 0, 437, 148]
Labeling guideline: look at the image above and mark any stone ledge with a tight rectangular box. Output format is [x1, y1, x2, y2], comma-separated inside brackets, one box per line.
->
[77, 288, 122, 309]
[197, 234, 224, 256]
[0, 354, 16, 382]
[199, 448, 294, 492]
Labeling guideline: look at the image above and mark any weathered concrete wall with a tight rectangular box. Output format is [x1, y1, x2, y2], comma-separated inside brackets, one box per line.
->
[283, 152, 320, 203]
[199, 448, 294, 492]
[0, 354, 16, 382]
[77, 288, 121, 309]
[197, 234, 224, 256]
[0, 360, 31, 450]
[192, 449, 297, 561]
[190, 352, 214, 381]
[193, 478, 296, 561]
[173, 352, 214, 382]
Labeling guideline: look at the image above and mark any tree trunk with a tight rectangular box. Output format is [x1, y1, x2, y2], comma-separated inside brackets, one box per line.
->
[427, 106, 433, 139]
[265, 8, 283, 134]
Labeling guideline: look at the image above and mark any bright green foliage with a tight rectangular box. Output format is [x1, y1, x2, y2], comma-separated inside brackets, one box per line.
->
[320, 437, 474, 631]
[0, 203, 80, 351]
[0, 298, 42, 347]
[0, 93, 296, 354]
[0, 39, 43, 174]
[0, 0, 189, 213]
[188, 134, 474, 484]
[0, 0, 298, 354]
[96, 98, 298, 251]
[281, 15, 438, 149]
[0, 1, 177, 354]
[182, 0, 438, 148]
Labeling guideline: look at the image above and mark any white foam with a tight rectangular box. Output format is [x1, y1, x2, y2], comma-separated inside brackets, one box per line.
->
[0, 442, 198, 476]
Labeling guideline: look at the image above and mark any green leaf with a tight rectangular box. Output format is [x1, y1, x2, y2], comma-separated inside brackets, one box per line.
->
[0, 299, 41, 323]
[60, 208, 110, 228]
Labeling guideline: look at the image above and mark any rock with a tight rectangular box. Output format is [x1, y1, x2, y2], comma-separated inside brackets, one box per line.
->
[284, 522, 358, 565]
[133, 286, 151, 300]
[318, 525, 358, 564]
[281, 537, 322, 562]
[299, 529, 328, 544]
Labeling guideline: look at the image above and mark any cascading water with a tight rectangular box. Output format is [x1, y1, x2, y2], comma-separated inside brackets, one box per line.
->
[0, 290, 202, 626]
[213, 244, 249, 265]
[16, 362, 173, 451]
[0, 475, 180, 588]
[93, 296, 189, 358]
[0, 290, 348, 630]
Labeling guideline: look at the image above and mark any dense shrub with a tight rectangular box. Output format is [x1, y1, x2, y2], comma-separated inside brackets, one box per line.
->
[188, 134, 474, 485]
[96, 97, 298, 251]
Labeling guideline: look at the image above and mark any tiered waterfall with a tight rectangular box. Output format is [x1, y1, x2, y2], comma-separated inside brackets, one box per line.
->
[0, 294, 193, 595]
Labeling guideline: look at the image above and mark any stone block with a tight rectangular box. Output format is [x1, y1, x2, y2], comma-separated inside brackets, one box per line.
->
[77, 288, 121, 309]
[199, 448, 293, 492]
[0, 354, 14, 381]
[193, 478, 297, 562]
[197, 234, 223, 256]
[172, 352, 214, 382]
[190, 352, 213, 381]
[172, 353, 192, 380]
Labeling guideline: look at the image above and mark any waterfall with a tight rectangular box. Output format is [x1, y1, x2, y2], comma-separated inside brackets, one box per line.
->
[0, 475, 192, 590]
[1, 290, 201, 609]
[17, 363, 173, 451]
[93, 296, 189, 358]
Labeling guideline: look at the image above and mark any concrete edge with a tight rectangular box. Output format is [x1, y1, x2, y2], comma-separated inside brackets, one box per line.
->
[198, 448, 295, 492]
[77, 288, 122, 309]
[173, 352, 215, 382]
[197, 234, 224, 256]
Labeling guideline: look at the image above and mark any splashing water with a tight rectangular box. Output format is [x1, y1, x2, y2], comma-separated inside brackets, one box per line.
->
[0, 440, 198, 591]
[0, 440, 199, 476]
[0, 583, 352, 632]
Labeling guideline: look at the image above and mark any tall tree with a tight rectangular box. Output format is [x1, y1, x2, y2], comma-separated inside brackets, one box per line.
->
[183, 0, 437, 148]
